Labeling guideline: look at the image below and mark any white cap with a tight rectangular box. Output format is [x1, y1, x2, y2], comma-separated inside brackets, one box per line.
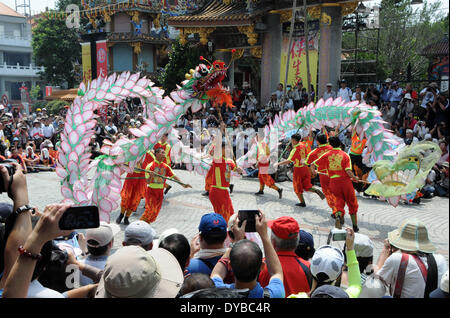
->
[404, 93, 412, 100]
[385, 78, 392, 83]
[124, 221, 156, 246]
[310, 245, 345, 283]
[354, 233, 374, 258]
[441, 270, 449, 293]
[156, 228, 180, 247]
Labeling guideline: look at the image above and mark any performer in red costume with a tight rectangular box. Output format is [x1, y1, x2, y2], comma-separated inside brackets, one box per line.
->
[275, 134, 325, 207]
[306, 133, 336, 216]
[209, 141, 243, 222]
[313, 136, 361, 232]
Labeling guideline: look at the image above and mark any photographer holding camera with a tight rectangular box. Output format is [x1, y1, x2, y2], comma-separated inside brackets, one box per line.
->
[0, 163, 97, 298]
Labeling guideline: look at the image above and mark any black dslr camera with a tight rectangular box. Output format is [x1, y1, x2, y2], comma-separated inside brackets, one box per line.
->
[0, 159, 17, 193]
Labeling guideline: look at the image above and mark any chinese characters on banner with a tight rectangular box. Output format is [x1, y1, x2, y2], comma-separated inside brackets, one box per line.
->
[279, 34, 319, 90]
[81, 42, 92, 84]
[96, 40, 108, 78]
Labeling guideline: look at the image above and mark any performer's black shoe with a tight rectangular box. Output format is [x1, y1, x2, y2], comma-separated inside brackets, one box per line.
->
[363, 192, 370, 197]
[340, 215, 345, 226]
[164, 185, 172, 195]
[123, 217, 130, 225]
[331, 213, 336, 219]
[255, 191, 264, 195]
[116, 213, 124, 224]
[353, 225, 360, 233]
[296, 202, 306, 207]
[278, 188, 283, 199]
[202, 191, 209, 196]
[229, 184, 234, 193]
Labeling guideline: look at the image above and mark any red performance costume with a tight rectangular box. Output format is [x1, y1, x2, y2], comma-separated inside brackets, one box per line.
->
[140, 159, 175, 224]
[209, 156, 237, 223]
[117, 152, 154, 224]
[255, 141, 282, 198]
[288, 142, 312, 198]
[313, 147, 359, 222]
[306, 144, 336, 213]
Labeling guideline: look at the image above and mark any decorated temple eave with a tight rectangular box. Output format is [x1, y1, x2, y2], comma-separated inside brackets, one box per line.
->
[106, 32, 171, 45]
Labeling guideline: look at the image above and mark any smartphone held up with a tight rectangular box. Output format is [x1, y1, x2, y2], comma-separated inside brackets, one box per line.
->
[238, 210, 260, 232]
[58, 205, 100, 230]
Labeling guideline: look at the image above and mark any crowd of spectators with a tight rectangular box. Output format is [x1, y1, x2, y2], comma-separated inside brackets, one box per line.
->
[0, 161, 447, 299]
[0, 78, 448, 299]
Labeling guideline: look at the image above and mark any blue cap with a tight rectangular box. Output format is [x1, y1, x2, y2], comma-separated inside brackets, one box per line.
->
[299, 230, 314, 249]
[199, 213, 227, 234]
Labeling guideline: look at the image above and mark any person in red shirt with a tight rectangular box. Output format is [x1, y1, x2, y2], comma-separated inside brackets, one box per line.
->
[152, 133, 173, 195]
[275, 134, 325, 207]
[313, 137, 361, 232]
[254, 134, 283, 199]
[209, 141, 244, 222]
[140, 148, 191, 224]
[259, 216, 312, 297]
[9, 147, 27, 173]
[306, 133, 336, 216]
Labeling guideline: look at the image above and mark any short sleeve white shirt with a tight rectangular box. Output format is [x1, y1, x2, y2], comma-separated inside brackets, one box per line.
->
[377, 251, 447, 298]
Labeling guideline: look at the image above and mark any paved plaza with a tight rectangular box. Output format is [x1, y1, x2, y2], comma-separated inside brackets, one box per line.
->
[2, 170, 449, 262]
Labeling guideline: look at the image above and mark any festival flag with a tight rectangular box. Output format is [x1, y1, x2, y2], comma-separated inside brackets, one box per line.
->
[81, 42, 92, 83]
[96, 40, 108, 78]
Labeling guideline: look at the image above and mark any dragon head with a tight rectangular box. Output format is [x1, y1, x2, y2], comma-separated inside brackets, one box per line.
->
[190, 57, 227, 93]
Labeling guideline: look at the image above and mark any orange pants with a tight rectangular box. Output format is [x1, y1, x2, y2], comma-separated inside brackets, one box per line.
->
[209, 187, 234, 222]
[140, 187, 164, 223]
[293, 166, 312, 195]
[329, 177, 358, 216]
[259, 173, 275, 188]
[205, 166, 214, 192]
[320, 174, 337, 213]
[120, 173, 146, 215]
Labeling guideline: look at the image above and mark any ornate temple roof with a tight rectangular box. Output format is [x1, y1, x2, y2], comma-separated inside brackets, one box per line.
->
[168, 0, 265, 26]
[421, 37, 449, 57]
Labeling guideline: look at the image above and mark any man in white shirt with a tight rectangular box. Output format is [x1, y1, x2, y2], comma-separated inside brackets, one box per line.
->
[375, 218, 448, 298]
[337, 79, 352, 102]
[323, 83, 336, 100]
[351, 85, 365, 101]
[42, 117, 55, 140]
[419, 82, 440, 109]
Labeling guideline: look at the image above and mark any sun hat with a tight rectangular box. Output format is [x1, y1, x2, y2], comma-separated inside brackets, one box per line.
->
[404, 93, 412, 100]
[387, 218, 436, 253]
[385, 78, 392, 83]
[124, 221, 156, 246]
[199, 213, 227, 234]
[311, 285, 349, 298]
[442, 162, 449, 168]
[95, 246, 183, 298]
[310, 245, 345, 283]
[268, 216, 300, 240]
[86, 221, 120, 247]
[326, 83, 333, 86]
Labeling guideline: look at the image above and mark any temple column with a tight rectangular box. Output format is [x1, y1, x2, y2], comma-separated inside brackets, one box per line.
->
[317, 5, 343, 99]
[260, 13, 282, 106]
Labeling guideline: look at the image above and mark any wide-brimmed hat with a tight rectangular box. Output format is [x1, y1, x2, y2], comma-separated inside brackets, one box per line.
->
[95, 246, 183, 298]
[388, 218, 436, 253]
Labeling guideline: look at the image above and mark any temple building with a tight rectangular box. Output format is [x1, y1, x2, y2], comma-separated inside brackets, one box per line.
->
[168, 0, 362, 103]
[78, 0, 176, 82]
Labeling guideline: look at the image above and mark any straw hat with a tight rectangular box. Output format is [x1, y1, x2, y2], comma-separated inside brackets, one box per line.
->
[388, 218, 436, 253]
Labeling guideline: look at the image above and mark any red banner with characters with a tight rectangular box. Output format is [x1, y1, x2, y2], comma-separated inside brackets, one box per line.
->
[96, 40, 108, 79]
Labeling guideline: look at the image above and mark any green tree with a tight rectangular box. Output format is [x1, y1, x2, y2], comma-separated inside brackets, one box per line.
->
[30, 85, 42, 100]
[342, 0, 446, 84]
[159, 40, 207, 94]
[32, 0, 82, 88]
